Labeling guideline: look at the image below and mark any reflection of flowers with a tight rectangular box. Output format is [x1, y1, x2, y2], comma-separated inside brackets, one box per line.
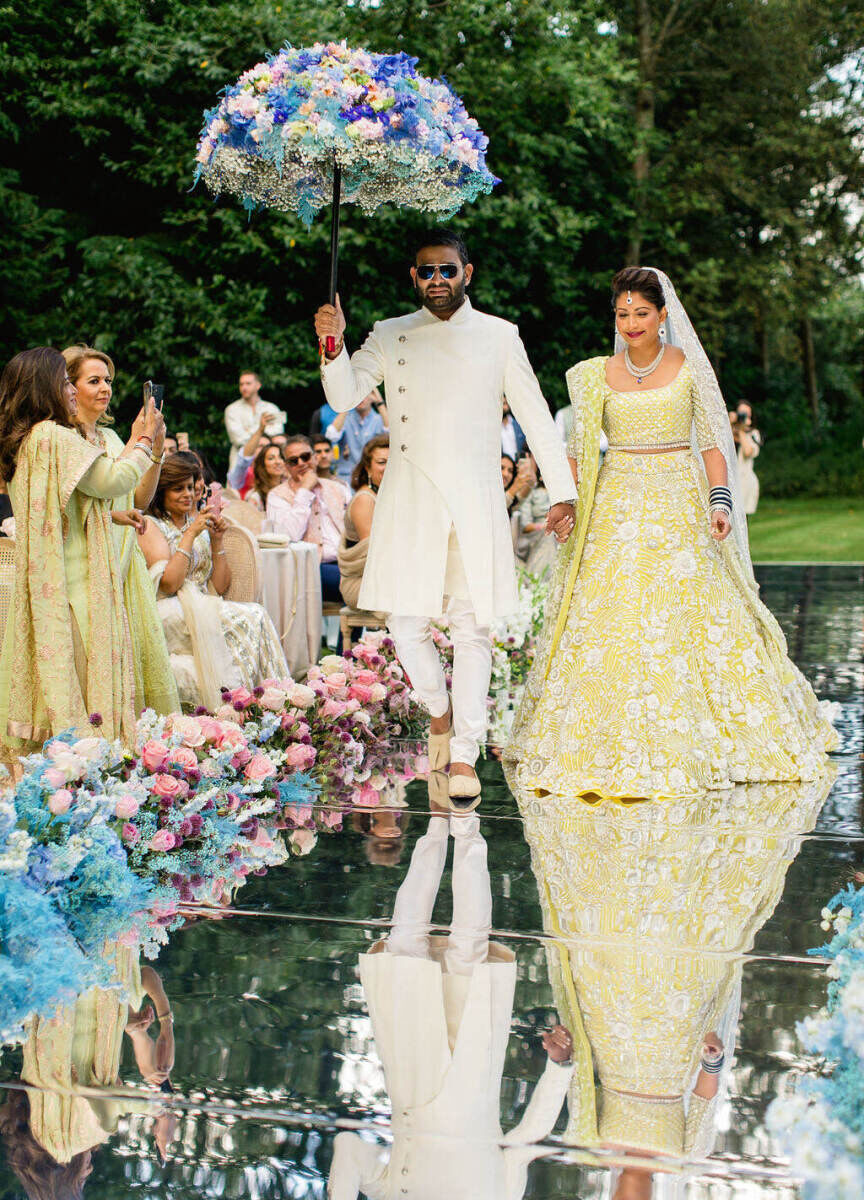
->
[765, 882, 864, 1199]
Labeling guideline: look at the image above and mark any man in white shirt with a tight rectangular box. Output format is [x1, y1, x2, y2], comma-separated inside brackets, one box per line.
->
[266, 434, 348, 602]
[223, 371, 285, 470]
[501, 398, 525, 460]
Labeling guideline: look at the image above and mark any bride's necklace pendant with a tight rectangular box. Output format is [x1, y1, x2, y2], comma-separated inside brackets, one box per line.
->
[624, 342, 665, 384]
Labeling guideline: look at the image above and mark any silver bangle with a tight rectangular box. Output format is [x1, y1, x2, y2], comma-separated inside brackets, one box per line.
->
[176, 547, 192, 563]
[216, 549, 227, 556]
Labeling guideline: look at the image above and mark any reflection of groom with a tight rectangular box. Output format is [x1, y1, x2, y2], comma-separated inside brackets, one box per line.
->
[327, 777, 574, 1199]
[315, 230, 576, 802]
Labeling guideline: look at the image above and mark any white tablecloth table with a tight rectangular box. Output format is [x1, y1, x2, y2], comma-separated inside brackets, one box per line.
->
[257, 541, 322, 679]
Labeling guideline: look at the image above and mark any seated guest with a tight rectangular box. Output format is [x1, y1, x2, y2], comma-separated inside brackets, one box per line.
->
[0, 347, 158, 751]
[266, 434, 348, 602]
[515, 453, 554, 572]
[325, 389, 387, 486]
[502, 452, 536, 513]
[246, 442, 288, 511]
[338, 435, 389, 615]
[314, 434, 350, 500]
[226, 412, 272, 493]
[138, 455, 288, 709]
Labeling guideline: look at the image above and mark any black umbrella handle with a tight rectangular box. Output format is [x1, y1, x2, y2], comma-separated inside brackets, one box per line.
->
[326, 163, 342, 355]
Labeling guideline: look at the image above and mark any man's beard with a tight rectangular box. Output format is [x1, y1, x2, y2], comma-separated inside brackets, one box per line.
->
[415, 278, 466, 313]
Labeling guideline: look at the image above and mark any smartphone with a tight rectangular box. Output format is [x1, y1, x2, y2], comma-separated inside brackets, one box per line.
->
[152, 384, 164, 410]
[143, 380, 154, 407]
[207, 481, 224, 518]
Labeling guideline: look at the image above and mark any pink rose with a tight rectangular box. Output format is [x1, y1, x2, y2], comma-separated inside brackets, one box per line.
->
[354, 783, 381, 808]
[122, 822, 141, 845]
[348, 683, 374, 704]
[115, 793, 140, 819]
[369, 683, 387, 702]
[318, 808, 343, 829]
[283, 742, 317, 769]
[232, 747, 252, 768]
[168, 746, 199, 772]
[285, 803, 314, 826]
[319, 654, 346, 676]
[148, 828, 176, 852]
[216, 724, 247, 751]
[44, 767, 69, 789]
[197, 716, 223, 743]
[71, 737, 104, 760]
[289, 828, 318, 856]
[325, 672, 348, 691]
[352, 669, 379, 686]
[287, 683, 315, 709]
[150, 773, 185, 799]
[48, 788, 73, 815]
[244, 753, 277, 781]
[231, 687, 255, 708]
[141, 740, 169, 772]
[169, 714, 206, 748]
[321, 697, 348, 719]
[216, 704, 243, 724]
[198, 758, 221, 778]
[258, 686, 288, 712]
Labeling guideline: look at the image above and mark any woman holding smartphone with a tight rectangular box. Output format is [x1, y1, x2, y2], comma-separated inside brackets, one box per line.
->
[0, 347, 159, 750]
[62, 345, 179, 716]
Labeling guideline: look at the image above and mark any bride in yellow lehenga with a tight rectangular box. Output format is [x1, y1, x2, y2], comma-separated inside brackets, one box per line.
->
[505, 267, 836, 802]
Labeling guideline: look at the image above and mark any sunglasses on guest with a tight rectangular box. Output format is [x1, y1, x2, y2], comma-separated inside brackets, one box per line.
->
[285, 450, 313, 467]
[416, 263, 460, 280]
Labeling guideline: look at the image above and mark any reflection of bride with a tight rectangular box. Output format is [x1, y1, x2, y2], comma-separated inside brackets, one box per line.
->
[505, 267, 836, 802]
[328, 776, 574, 1200]
[0, 946, 176, 1195]
[515, 774, 834, 1190]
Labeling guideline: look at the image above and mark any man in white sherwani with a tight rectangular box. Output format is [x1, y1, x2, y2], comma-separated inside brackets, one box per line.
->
[327, 776, 574, 1200]
[315, 230, 576, 804]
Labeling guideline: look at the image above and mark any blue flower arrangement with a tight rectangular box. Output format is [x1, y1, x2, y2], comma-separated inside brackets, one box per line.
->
[765, 881, 864, 1198]
[195, 40, 499, 224]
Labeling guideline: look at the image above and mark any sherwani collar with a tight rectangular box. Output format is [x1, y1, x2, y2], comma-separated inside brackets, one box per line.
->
[415, 296, 474, 326]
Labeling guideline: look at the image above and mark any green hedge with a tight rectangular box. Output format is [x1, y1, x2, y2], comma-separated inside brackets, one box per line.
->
[757, 425, 864, 499]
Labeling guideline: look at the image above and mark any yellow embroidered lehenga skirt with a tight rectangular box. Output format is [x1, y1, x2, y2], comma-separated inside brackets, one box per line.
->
[508, 448, 837, 802]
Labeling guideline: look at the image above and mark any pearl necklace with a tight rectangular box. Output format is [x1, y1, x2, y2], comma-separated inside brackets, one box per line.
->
[624, 342, 665, 385]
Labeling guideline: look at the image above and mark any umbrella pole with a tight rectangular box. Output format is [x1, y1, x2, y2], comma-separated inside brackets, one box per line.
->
[325, 163, 342, 355]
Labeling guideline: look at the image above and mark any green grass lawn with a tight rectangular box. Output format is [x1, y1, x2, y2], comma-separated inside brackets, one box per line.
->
[748, 497, 864, 562]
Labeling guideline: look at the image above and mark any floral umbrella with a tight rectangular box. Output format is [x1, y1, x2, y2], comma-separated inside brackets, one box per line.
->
[195, 41, 499, 346]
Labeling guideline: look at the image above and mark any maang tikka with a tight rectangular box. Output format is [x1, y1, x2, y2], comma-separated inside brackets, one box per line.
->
[626, 291, 632, 304]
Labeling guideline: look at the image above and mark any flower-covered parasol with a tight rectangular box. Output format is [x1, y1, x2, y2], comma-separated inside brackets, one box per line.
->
[194, 41, 499, 341]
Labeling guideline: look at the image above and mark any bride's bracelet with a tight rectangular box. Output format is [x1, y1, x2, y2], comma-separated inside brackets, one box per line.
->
[701, 1049, 725, 1073]
[708, 486, 732, 515]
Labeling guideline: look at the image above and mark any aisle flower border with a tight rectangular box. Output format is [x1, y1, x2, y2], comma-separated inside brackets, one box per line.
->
[765, 881, 864, 1199]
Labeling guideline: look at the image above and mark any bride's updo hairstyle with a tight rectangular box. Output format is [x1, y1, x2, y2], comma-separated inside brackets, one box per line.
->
[611, 266, 665, 311]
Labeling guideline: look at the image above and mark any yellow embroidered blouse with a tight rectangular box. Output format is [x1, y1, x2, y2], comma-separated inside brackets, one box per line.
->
[602, 362, 717, 453]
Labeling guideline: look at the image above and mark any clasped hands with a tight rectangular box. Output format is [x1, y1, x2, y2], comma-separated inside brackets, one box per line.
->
[546, 501, 576, 543]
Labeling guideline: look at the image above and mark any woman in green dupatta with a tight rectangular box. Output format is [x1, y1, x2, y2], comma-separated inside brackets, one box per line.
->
[0, 348, 159, 750]
[62, 345, 179, 717]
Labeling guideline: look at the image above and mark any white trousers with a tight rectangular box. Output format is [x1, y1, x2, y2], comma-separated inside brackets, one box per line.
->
[387, 814, 490, 975]
[389, 597, 492, 767]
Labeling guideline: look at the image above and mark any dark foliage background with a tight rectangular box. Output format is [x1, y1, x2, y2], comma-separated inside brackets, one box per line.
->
[0, 0, 862, 489]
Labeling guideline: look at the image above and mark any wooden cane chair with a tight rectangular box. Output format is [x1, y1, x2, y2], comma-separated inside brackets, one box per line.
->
[218, 523, 260, 603]
[223, 499, 264, 536]
[339, 606, 387, 643]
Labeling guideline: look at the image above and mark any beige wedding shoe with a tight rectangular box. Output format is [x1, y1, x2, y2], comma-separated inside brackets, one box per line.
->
[427, 705, 453, 771]
[447, 767, 482, 812]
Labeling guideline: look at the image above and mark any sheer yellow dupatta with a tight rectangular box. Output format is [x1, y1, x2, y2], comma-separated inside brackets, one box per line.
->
[505, 357, 607, 763]
[0, 421, 135, 749]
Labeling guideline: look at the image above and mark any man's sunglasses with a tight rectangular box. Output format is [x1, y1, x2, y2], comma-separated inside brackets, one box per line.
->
[416, 263, 459, 281]
[286, 450, 313, 467]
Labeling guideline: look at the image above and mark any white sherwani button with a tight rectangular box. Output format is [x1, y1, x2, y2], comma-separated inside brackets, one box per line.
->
[401, 414, 408, 422]
[399, 335, 407, 342]
[401, 443, 407, 451]
[398, 358, 406, 365]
